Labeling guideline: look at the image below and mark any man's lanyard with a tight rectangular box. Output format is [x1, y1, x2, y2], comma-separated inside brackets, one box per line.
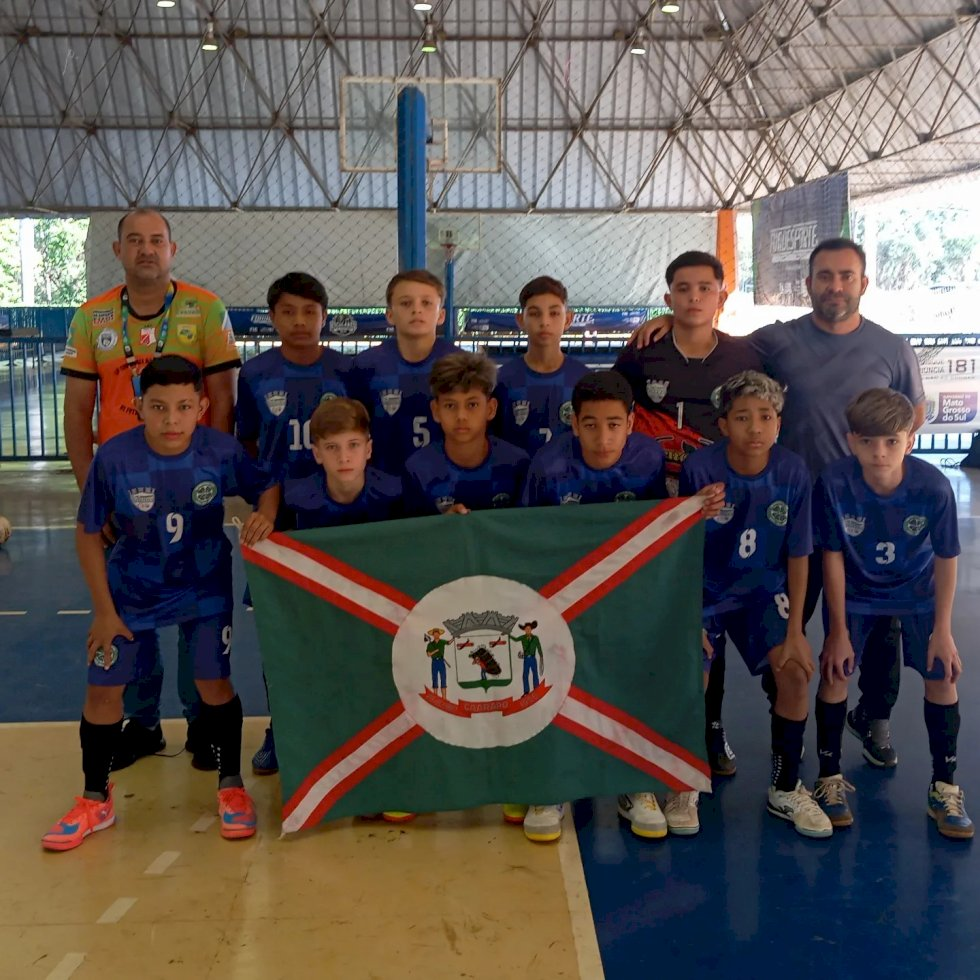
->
[120, 281, 176, 396]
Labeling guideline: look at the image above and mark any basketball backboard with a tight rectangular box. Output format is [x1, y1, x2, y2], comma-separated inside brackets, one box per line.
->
[340, 76, 501, 174]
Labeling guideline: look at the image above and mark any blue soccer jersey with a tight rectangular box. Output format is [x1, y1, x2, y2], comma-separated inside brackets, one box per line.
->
[236, 347, 351, 482]
[404, 438, 530, 516]
[814, 455, 960, 615]
[285, 468, 403, 530]
[347, 337, 463, 476]
[680, 441, 812, 616]
[522, 432, 667, 506]
[493, 355, 590, 455]
[78, 426, 274, 631]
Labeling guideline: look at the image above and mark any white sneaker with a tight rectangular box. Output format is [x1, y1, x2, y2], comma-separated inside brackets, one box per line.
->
[617, 792, 668, 839]
[767, 781, 833, 838]
[664, 790, 700, 836]
[523, 804, 564, 843]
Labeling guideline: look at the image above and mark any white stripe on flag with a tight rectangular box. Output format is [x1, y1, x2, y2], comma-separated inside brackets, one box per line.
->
[283, 709, 417, 833]
[253, 537, 411, 631]
[548, 496, 702, 617]
[558, 693, 711, 793]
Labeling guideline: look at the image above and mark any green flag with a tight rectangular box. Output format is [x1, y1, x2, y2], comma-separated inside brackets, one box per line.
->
[243, 497, 710, 833]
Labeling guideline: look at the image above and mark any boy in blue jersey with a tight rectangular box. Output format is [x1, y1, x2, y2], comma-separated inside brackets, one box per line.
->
[237, 272, 350, 490]
[347, 270, 462, 477]
[522, 370, 668, 509]
[237, 272, 350, 776]
[813, 389, 971, 839]
[522, 370, 722, 843]
[680, 371, 831, 838]
[42, 356, 277, 851]
[493, 276, 588, 455]
[285, 397, 402, 529]
[404, 352, 529, 516]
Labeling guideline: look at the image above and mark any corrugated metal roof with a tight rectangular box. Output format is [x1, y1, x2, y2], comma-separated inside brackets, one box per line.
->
[0, 0, 976, 213]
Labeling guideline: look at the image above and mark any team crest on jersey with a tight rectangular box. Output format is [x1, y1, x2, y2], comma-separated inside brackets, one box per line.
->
[319, 391, 338, 403]
[129, 487, 155, 512]
[903, 515, 928, 536]
[92, 309, 113, 326]
[192, 481, 218, 507]
[380, 389, 402, 416]
[436, 496, 456, 513]
[264, 390, 288, 416]
[842, 514, 866, 537]
[177, 324, 197, 344]
[512, 400, 530, 426]
[391, 578, 576, 749]
[713, 504, 735, 525]
[766, 500, 789, 527]
[328, 314, 357, 337]
[646, 379, 669, 403]
[97, 328, 117, 351]
[560, 492, 582, 505]
[558, 401, 574, 426]
[139, 327, 156, 347]
[615, 490, 637, 502]
[492, 492, 512, 508]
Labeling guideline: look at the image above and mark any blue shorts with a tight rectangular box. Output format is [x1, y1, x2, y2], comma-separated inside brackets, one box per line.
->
[846, 610, 942, 681]
[88, 613, 233, 687]
[704, 593, 790, 676]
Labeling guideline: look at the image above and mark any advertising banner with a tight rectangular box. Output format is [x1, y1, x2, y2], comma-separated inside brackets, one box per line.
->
[751, 174, 850, 307]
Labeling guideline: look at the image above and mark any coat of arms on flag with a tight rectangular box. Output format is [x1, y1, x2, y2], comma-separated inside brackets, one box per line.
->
[243, 498, 710, 834]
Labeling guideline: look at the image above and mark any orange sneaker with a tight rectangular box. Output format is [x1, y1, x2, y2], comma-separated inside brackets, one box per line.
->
[502, 804, 529, 824]
[218, 786, 257, 839]
[42, 789, 115, 851]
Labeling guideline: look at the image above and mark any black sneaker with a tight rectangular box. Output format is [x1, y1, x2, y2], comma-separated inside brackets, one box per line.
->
[111, 720, 166, 771]
[846, 709, 898, 768]
[184, 719, 217, 772]
[706, 721, 737, 777]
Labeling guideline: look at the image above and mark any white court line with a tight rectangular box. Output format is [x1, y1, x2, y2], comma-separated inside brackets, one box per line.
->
[191, 815, 216, 833]
[144, 850, 180, 875]
[96, 897, 137, 924]
[45, 952, 85, 980]
[556, 808, 605, 980]
[57, 609, 90, 615]
[0, 610, 27, 616]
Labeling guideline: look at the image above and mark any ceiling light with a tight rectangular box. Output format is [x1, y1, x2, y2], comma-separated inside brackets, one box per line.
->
[660, 1, 681, 13]
[156, 0, 176, 7]
[421, 21, 438, 53]
[201, 20, 218, 51]
[630, 25, 650, 55]
[413, 2, 434, 10]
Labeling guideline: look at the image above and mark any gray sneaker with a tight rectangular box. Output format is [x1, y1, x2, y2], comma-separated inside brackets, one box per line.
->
[846, 710, 898, 768]
[523, 804, 564, 843]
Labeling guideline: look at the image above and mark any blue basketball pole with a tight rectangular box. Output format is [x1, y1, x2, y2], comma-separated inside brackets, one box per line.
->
[396, 86, 427, 272]
[443, 246, 456, 340]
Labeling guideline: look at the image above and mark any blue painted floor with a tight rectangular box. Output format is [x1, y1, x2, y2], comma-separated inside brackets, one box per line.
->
[2, 507, 979, 978]
[577, 511, 980, 978]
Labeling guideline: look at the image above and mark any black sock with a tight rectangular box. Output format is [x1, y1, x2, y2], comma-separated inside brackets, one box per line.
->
[200, 695, 244, 786]
[704, 652, 725, 727]
[770, 713, 805, 791]
[80, 716, 123, 800]
[815, 698, 847, 778]
[924, 699, 959, 785]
